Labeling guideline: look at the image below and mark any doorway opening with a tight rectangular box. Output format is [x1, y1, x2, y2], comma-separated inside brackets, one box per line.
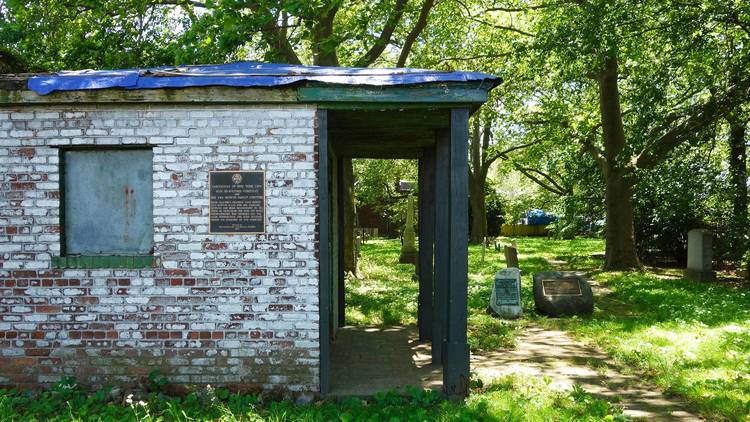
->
[318, 108, 471, 398]
[330, 158, 440, 396]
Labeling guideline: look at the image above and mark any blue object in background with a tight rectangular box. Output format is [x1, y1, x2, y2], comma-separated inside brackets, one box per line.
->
[526, 209, 557, 226]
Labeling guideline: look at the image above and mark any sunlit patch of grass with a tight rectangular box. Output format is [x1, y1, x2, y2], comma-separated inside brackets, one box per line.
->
[345, 239, 418, 326]
[544, 269, 750, 420]
[348, 237, 605, 352]
[471, 374, 626, 421]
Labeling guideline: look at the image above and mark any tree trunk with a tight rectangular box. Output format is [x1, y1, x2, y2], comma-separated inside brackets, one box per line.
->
[598, 57, 641, 270]
[469, 175, 487, 243]
[728, 115, 748, 264]
[603, 168, 640, 269]
[342, 158, 358, 275]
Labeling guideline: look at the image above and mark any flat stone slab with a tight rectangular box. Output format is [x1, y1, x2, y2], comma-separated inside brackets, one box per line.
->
[533, 271, 594, 317]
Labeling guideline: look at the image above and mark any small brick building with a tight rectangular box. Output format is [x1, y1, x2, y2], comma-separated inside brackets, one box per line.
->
[0, 63, 499, 397]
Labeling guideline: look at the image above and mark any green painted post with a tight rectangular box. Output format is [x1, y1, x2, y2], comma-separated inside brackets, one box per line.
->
[433, 130, 450, 365]
[443, 108, 471, 398]
[337, 156, 346, 328]
[318, 110, 331, 395]
[418, 152, 435, 342]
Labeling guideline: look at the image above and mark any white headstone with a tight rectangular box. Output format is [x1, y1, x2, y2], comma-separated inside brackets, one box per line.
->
[490, 268, 523, 318]
[686, 229, 716, 282]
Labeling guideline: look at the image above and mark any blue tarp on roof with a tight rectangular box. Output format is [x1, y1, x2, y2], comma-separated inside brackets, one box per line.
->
[27, 62, 501, 95]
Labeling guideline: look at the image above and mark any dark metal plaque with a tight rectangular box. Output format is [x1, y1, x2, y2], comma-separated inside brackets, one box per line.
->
[209, 171, 265, 233]
[494, 278, 519, 306]
[541, 278, 582, 296]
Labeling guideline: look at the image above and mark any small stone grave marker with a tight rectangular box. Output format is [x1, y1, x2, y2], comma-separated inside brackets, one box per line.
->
[685, 229, 716, 282]
[504, 245, 519, 268]
[533, 271, 593, 317]
[490, 268, 522, 318]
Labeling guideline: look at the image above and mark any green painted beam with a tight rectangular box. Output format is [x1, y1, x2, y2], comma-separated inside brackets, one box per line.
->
[299, 86, 488, 104]
[52, 255, 154, 269]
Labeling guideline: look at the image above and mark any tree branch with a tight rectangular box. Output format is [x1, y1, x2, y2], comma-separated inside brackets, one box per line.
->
[396, 0, 435, 67]
[433, 53, 511, 65]
[152, 0, 206, 8]
[484, 1, 572, 12]
[636, 76, 750, 169]
[573, 123, 605, 170]
[355, 0, 408, 67]
[494, 139, 541, 159]
[311, 3, 341, 66]
[513, 164, 569, 196]
[467, 16, 534, 37]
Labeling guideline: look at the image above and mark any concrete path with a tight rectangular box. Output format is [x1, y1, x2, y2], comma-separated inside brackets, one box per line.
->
[328, 326, 441, 398]
[471, 326, 703, 421]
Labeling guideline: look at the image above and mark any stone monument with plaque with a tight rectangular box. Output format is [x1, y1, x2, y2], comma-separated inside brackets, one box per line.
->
[490, 268, 523, 318]
[533, 271, 593, 317]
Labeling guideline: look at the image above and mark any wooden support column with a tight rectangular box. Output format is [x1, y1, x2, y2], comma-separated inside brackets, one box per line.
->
[418, 149, 435, 342]
[433, 130, 450, 365]
[337, 156, 346, 328]
[318, 110, 331, 394]
[443, 108, 470, 398]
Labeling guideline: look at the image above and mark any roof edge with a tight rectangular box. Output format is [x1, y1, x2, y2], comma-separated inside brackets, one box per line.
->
[22, 62, 501, 96]
[0, 80, 499, 106]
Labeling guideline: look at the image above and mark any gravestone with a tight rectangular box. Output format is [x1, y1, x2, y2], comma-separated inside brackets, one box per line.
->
[685, 229, 716, 282]
[533, 271, 593, 317]
[490, 268, 523, 318]
[399, 195, 417, 264]
[504, 245, 519, 268]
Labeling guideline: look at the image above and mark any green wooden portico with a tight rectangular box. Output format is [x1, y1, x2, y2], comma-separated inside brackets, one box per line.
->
[315, 82, 497, 398]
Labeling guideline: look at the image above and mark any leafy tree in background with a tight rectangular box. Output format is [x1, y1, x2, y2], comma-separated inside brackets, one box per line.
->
[479, 0, 750, 269]
[0, 0, 440, 70]
[2, 0, 748, 273]
[353, 158, 417, 234]
[727, 106, 748, 265]
[0, 0, 187, 71]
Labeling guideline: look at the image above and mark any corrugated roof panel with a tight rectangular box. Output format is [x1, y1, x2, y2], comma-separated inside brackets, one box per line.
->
[28, 62, 501, 95]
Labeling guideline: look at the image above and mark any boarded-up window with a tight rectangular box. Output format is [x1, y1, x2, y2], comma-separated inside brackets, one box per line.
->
[63, 149, 153, 255]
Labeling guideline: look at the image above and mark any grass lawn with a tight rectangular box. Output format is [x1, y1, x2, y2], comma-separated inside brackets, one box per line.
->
[0, 375, 623, 421]
[347, 237, 750, 421]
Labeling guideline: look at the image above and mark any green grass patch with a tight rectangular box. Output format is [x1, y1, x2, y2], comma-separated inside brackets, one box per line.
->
[348, 236, 750, 420]
[346, 237, 603, 351]
[545, 269, 750, 421]
[0, 376, 624, 421]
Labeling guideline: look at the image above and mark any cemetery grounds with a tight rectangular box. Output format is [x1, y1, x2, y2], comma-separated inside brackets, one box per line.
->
[1, 237, 748, 421]
[347, 237, 750, 421]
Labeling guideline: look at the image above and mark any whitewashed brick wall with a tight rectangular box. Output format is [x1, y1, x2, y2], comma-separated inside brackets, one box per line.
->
[0, 104, 321, 392]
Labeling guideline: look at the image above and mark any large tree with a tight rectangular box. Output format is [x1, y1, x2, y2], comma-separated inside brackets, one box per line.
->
[1, 0, 439, 70]
[487, 0, 750, 269]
